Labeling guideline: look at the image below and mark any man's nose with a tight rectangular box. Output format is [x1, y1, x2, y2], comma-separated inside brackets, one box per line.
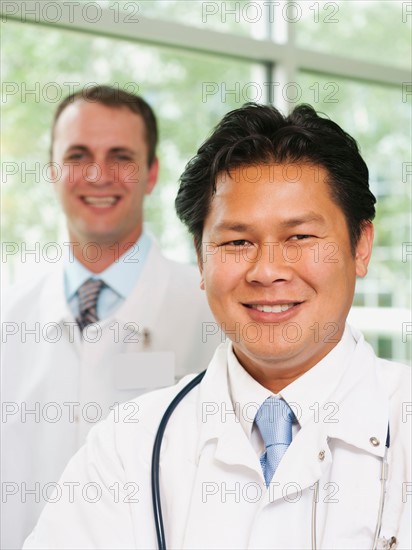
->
[83, 161, 114, 186]
[245, 243, 295, 285]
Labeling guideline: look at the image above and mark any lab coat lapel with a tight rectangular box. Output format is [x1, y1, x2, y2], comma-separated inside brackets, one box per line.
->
[38, 264, 75, 326]
[186, 344, 331, 545]
[193, 345, 332, 509]
[182, 445, 265, 550]
[324, 332, 389, 457]
[195, 345, 263, 474]
[36, 242, 170, 337]
[36, 264, 82, 353]
[269, 333, 389, 503]
[87, 243, 173, 400]
[112, 242, 170, 336]
[268, 422, 331, 502]
[183, 347, 265, 549]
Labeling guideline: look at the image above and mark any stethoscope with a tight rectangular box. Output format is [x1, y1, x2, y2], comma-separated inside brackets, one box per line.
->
[151, 372, 393, 550]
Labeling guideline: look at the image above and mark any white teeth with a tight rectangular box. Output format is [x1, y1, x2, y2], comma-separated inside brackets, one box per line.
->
[83, 197, 118, 207]
[252, 303, 295, 313]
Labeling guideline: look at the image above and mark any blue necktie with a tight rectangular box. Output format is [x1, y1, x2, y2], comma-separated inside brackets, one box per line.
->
[254, 397, 294, 486]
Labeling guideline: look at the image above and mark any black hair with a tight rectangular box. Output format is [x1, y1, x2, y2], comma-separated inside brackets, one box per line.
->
[175, 102, 376, 255]
[51, 85, 158, 166]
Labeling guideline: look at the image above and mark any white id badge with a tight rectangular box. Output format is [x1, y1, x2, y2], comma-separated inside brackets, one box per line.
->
[115, 352, 175, 390]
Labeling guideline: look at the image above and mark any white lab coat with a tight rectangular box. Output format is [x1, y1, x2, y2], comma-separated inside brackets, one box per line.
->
[23, 327, 411, 550]
[1, 241, 221, 550]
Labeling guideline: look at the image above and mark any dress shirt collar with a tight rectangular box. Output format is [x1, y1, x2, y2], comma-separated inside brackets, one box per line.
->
[64, 232, 151, 300]
[227, 344, 273, 440]
[227, 324, 356, 441]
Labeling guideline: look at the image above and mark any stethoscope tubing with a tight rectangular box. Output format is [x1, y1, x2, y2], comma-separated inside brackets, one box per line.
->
[151, 370, 206, 550]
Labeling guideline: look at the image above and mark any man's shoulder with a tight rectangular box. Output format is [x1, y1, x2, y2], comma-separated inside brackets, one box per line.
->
[155, 248, 199, 279]
[145, 244, 204, 297]
[375, 355, 411, 399]
[351, 326, 411, 396]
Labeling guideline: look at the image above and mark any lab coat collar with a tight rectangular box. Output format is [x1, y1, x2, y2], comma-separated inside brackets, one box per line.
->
[280, 325, 356, 427]
[195, 326, 390, 496]
[323, 326, 389, 458]
[36, 241, 171, 341]
[195, 343, 332, 497]
[227, 325, 357, 440]
[227, 343, 274, 440]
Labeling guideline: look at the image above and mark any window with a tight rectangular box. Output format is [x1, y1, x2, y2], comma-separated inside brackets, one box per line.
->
[1, 21, 265, 281]
[1, 0, 410, 361]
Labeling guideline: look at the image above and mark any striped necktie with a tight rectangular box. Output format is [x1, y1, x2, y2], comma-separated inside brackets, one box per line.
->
[76, 278, 105, 331]
[255, 396, 295, 486]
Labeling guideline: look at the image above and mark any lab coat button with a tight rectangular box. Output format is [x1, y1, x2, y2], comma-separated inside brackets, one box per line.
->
[369, 436, 380, 446]
[318, 450, 325, 461]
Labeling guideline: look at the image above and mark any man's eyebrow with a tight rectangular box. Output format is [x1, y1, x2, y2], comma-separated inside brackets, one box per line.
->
[279, 213, 326, 228]
[214, 214, 325, 233]
[64, 145, 137, 155]
[214, 222, 254, 233]
[65, 145, 88, 152]
[109, 147, 137, 155]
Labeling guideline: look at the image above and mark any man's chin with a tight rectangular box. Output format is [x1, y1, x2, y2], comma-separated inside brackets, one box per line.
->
[234, 341, 300, 365]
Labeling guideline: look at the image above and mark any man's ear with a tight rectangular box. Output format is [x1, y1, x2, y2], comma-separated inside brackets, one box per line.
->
[145, 157, 159, 194]
[196, 240, 205, 290]
[355, 222, 374, 278]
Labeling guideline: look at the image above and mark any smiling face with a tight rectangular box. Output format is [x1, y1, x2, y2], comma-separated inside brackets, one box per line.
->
[51, 100, 158, 252]
[199, 164, 373, 390]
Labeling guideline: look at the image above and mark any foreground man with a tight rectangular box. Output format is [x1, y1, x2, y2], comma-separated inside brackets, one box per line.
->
[24, 103, 411, 549]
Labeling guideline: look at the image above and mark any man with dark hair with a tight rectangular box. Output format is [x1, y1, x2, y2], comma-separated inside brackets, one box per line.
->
[24, 103, 410, 549]
[176, 103, 376, 254]
[2, 85, 219, 549]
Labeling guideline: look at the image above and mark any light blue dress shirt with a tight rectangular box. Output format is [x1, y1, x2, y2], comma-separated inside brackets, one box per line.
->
[64, 233, 151, 320]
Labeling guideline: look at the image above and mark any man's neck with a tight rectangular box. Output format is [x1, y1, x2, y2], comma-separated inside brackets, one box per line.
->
[233, 338, 343, 394]
[69, 233, 142, 273]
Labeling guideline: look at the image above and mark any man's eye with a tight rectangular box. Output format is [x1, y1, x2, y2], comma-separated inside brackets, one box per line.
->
[65, 153, 84, 161]
[290, 234, 313, 241]
[223, 240, 250, 246]
[115, 155, 133, 161]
